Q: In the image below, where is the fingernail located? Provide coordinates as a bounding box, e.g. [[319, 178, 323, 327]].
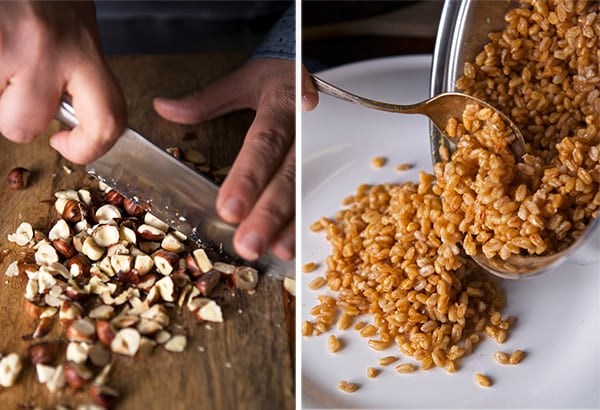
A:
[[220, 197, 246, 223], [238, 231, 265, 261], [273, 234, 295, 260]]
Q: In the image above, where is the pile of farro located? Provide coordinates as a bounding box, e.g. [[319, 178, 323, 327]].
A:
[[454, 0, 600, 259], [304, 0, 599, 390]]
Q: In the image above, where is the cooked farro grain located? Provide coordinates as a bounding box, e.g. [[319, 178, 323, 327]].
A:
[[328, 335, 342, 353], [308, 276, 326, 290], [367, 367, 378, 378], [475, 373, 492, 387], [395, 363, 416, 374], [338, 381, 359, 393], [395, 163, 413, 172], [353, 321, 367, 331], [303, 262, 318, 273], [371, 156, 387, 168], [493, 351, 509, 365], [337, 312, 352, 330], [359, 324, 377, 338], [509, 349, 524, 364], [378, 356, 399, 366], [302, 321, 313, 337], [309, 220, 324, 232], [367, 339, 390, 351]]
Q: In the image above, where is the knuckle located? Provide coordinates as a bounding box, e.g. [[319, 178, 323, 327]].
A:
[[254, 201, 292, 231], [232, 171, 263, 197], [248, 127, 291, 159]]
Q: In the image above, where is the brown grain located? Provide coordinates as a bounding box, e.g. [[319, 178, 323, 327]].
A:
[[328, 335, 342, 353], [371, 156, 386, 168], [395, 363, 416, 374], [367, 367, 378, 378], [509, 349, 524, 364], [475, 373, 492, 387], [493, 351, 509, 365], [308, 276, 326, 290], [302, 262, 318, 273], [395, 163, 413, 172], [338, 381, 359, 393], [377, 356, 398, 366]]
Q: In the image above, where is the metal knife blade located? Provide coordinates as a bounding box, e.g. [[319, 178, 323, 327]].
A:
[[55, 101, 294, 280]]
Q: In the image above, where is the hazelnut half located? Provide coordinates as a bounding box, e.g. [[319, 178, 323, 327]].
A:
[[89, 384, 119, 408]]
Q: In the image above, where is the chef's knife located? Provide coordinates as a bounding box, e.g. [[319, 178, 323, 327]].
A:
[[55, 101, 294, 280]]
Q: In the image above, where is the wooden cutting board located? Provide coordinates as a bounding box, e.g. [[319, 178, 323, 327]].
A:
[[0, 52, 295, 409]]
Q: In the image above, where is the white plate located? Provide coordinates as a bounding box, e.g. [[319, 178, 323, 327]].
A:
[[300, 55, 600, 409]]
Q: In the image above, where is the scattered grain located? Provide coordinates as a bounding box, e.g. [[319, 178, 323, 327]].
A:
[[338, 380, 359, 393], [509, 349, 524, 364], [475, 373, 492, 387], [395, 363, 416, 374], [371, 156, 386, 168], [378, 356, 399, 366], [493, 351, 509, 365], [328, 335, 342, 353], [367, 367, 378, 378], [395, 163, 413, 172], [308, 276, 326, 290], [303, 262, 318, 273]]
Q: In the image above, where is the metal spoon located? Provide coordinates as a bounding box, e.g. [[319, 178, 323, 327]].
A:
[[311, 74, 596, 279], [311, 74, 526, 160]]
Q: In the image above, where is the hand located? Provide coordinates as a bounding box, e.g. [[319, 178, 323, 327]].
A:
[[0, 1, 126, 164], [302, 65, 319, 112], [154, 58, 295, 261]]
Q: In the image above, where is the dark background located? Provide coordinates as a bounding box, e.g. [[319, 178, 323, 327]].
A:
[[95, 0, 290, 55], [302, 1, 443, 71]]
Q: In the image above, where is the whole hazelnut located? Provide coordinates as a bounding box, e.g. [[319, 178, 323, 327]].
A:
[[104, 190, 124, 207], [62, 199, 88, 224], [28, 341, 59, 365], [53, 239, 77, 259], [63, 361, 93, 390], [7, 167, 30, 190], [88, 384, 119, 408]]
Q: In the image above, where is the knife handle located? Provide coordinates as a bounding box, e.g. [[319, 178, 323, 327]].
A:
[[55, 100, 79, 129]]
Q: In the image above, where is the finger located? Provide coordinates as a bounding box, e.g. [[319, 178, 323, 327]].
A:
[[232, 142, 295, 260], [0, 75, 61, 143], [301, 65, 318, 112], [153, 68, 252, 125], [216, 103, 294, 225], [49, 61, 127, 164], [270, 218, 295, 260]]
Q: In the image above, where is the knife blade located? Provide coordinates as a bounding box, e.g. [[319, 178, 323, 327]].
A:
[[55, 101, 294, 280]]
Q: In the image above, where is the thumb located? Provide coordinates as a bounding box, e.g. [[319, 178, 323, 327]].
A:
[[301, 65, 318, 112], [153, 70, 253, 125]]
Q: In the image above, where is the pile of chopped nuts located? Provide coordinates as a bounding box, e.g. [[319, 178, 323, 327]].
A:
[[3, 183, 258, 408]]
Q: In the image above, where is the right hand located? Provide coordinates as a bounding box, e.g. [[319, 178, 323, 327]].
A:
[[0, 1, 126, 164]]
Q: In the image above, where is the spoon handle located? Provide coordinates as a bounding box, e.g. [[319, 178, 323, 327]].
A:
[[310, 74, 423, 114]]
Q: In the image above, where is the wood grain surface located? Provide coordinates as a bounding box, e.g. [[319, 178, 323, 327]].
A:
[[0, 52, 295, 410]]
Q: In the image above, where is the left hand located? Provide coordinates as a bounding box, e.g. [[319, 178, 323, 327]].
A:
[[153, 57, 295, 262]]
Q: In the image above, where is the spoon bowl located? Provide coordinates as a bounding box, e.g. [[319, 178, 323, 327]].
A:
[[311, 74, 600, 279], [311, 74, 526, 160]]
